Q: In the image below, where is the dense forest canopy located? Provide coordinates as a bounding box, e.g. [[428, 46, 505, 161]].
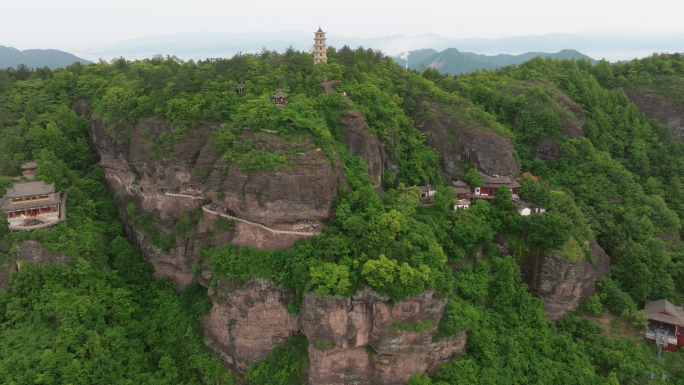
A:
[[0, 48, 683, 383]]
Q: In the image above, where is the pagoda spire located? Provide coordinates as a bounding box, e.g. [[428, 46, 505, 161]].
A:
[[313, 25, 327, 64]]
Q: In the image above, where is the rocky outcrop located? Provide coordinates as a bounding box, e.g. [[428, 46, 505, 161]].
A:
[[0, 240, 69, 290], [340, 110, 386, 188], [201, 279, 466, 384], [496, 234, 610, 321], [556, 95, 585, 139], [91, 117, 344, 241], [88, 115, 464, 382], [412, 104, 519, 180], [532, 139, 561, 161], [202, 278, 299, 373], [626, 88, 684, 139]]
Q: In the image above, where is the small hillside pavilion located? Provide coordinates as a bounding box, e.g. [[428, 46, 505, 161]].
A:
[[313, 27, 327, 64], [21, 162, 38, 180], [236, 83, 246, 95], [644, 299, 684, 352], [273, 90, 288, 106], [1, 180, 65, 231]]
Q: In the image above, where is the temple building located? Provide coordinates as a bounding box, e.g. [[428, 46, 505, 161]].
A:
[[236, 83, 246, 95], [418, 185, 436, 202], [472, 173, 521, 198], [1, 180, 66, 231], [273, 90, 288, 106], [313, 26, 327, 64], [644, 299, 684, 352], [21, 162, 38, 180]]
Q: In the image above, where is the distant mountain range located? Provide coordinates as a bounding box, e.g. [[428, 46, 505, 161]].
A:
[[67, 31, 684, 62], [391, 48, 597, 75], [0, 46, 90, 69]]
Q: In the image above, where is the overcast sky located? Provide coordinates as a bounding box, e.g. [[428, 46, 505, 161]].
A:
[[3, 0, 683, 50]]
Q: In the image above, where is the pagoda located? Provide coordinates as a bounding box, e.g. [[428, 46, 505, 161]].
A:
[[313, 26, 327, 64]]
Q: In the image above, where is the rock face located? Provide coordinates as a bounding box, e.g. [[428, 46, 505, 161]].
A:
[[0, 240, 69, 290], [340, 110, 386, 188], [497, 233, 610, 321], [626, 88, 684, 139], [201, 279, 466, 384], [412, 105, 519, 180], [88, 114, 464, 382], [556, 95, 586, 139]]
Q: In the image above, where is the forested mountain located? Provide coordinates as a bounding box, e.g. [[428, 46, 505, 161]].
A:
[[392, 48, 596, 75], [0, 45, 90, 69], [0, 48, 683, 384]]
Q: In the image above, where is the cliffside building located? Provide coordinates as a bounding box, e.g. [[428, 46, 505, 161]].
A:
[[1, 180, 66, 231], [313, 27, 327, 64], [273, 90, 288, 106], [644, 299, 684, 352], [516, 202, 546, 216], [473, 173, 521, 198]]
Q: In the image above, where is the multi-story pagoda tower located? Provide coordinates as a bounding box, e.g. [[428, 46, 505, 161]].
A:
[[313, 26, 327, 64]]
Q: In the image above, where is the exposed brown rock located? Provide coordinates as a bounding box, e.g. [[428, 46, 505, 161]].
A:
[[556, 95, 586, 139], [626, 88, 684, 139], [412, 105, 519, 180], [0, 240, 69, 290], [299, 289, 466, 384], [496, 233, 610, 321], [340, 110, 386, 188], [72, 100, 91, 117], [201, 278, 299, 373], [532, 139, 561, 161]]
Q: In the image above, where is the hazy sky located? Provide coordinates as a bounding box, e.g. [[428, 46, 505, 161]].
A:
[[3, 0, 683, 50]]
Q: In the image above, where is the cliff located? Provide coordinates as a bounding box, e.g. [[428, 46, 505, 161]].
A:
[[87, 113, 463, 383], [339, 110, 386, 188], [411, 103, 519, 180], [626, 88, 684, 140], [495, 233, 610, 321], [0, 240, 69, 290], [201, 276, 465, 384]]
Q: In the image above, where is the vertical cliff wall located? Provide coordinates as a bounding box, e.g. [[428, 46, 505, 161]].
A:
[[496, 233, 610, 321]]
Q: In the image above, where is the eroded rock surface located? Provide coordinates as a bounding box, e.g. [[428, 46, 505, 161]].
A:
[[204, 284, 466, 384], [556, 95, 586, 139], [340, 110, 387, 188], [626, 88, 684, 139], [412, 105, 519, 180], [497, 233, 610, 321], [0, 240, 69, 290]]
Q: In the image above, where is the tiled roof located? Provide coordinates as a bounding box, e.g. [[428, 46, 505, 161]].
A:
[[3, 195, 60, 211], [3, 181, 55, 198], [273, 90, 288, 98], [21, 162, 38, 169], [644, 299, 684, 327]]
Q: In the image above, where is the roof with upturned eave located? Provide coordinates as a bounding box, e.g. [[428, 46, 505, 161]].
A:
[[3, 181, 55, 198], [272, 90, 288, 98], [644, 299, 684, 327], [21, 162, 38, 169], [3, 195, 61, 211]]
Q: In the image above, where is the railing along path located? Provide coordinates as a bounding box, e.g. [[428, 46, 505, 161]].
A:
[[104, 171, 316, 237], [202, 206, 317, 237]]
